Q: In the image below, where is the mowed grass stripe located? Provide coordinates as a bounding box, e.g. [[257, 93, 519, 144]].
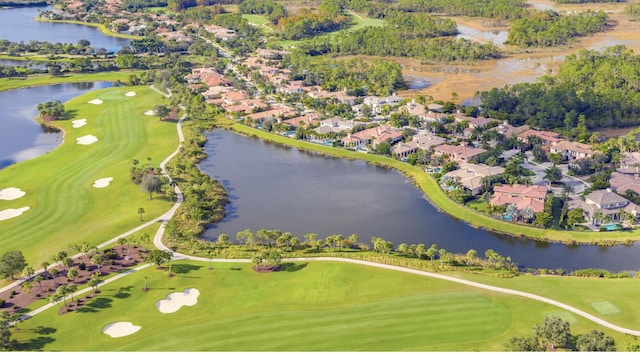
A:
[[0, 86, 175, 265]]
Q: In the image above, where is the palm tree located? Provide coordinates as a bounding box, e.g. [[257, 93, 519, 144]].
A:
[[49, 293, 63, 314], [593, 210, 605, 226], [91, 254, 105, 272], [543, 165, 563, 185], [561, 183, 575, 201], [137, 207, 145, 221], [33, 274, 44, 293]]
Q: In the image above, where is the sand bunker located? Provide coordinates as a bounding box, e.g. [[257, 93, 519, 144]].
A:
[[0, 187, 26, 201], [0, 207, 29, 222], [93, 177, 113, 188], [103, 322, 141, 338], [156, 288, 200, 314], [72, 118, 87, 128], [125, 91, 136, 97], [144, 110, 155, 116], [88, 99, 103, 105], [77, 135, 98, 145]]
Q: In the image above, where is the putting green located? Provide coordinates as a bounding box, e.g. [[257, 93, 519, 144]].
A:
[[590, 301, 621, 315], [12, 261, 626, 351], [0, 86, 177, 266]]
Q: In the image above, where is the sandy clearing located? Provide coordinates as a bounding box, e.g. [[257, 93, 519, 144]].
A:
[[125, 91, 136, 97], [88, 99, 103, 105], [156, 288, 200, 313], [144, 110, 155, 116], [77, 135, 98, 145], [72, 118, 87, 128], [93, 177, 113, 188], [0, 207, 30, 222], [0, 187, 26, 200], [103, 322, 141, 338]]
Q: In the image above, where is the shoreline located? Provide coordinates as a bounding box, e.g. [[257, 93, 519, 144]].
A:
[[226, 123, 640, 245], [33, 17, 142, 40]]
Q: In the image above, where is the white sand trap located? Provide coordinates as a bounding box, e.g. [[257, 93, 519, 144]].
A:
[[144, 110, 155, 116], [88, 99, 103, 105], [0, 207, 29, 222], [93, 177, 113, 188], [125, 91, 136, 97], [77, 135, 98, 145], [0, 187, 26, 200], [156, 288, 200, 314], [72, 118, 87, 128], [103, 322, 141, 338]]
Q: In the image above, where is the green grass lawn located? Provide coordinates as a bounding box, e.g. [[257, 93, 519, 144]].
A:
[[12, 260, 633, 351], [0, 86, 176, 266]]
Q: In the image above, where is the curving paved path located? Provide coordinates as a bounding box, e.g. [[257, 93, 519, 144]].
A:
[[9, 86, 640, 338]]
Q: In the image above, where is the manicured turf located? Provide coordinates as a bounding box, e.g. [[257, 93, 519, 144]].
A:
[[590, 301, 621, 315], [12, 261, 630, 351], [0, 86, 177, 266]]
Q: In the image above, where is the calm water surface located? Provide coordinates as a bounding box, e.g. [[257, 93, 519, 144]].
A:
[[0, 6, 129, 52], [0, 82, 112, 169], [199, 130, 640, 272]]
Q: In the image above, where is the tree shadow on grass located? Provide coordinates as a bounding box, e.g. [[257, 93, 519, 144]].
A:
[[60, 109, 79, 121], [171, 264, 202, 275], [76, 297, 113, 313], [114, 286, 133, 299], [13, 336, 55, 351], [33, 326, 56, 335], [278, 263, 308, 272]]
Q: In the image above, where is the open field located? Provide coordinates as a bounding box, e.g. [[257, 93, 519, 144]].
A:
[[11, 260, 634, 351], [443, 271, 640, 331], [0, 85, 176, 266]]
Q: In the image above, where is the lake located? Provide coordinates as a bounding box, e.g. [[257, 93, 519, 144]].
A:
[[198, 130, 640, 273], [0, 82, 113, 169], [0, 5, 129, 53]]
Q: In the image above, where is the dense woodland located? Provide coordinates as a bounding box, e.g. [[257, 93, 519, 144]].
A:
[[479, 45, 640, 131], [506, 10, 609, 47], [397, 0, 527, 19], [284, 54, 406, 96]]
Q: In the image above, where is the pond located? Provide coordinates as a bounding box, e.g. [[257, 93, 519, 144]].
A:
[[199, 130, 640, 273], [0, 5, 130, 53], [0, 82, 113, 169]]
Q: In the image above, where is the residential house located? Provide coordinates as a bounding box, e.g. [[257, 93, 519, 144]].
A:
[[433, 144, 486, 163], [426, 103, 444, 112], [490, 184, 548, 213], [201, 86, 232, 100], [283, 113, 322, 128], [221, 91, 248, 105], [617, 152, 640, 175], [341, 125, 403, 149], [412, 133, 446, 151], [492, 121, 530, 138], [391, 141, 419, 159], [517, 129, 563, 146], [278, 80, 305, 94], [442, 163, 505, 195], [256, 48, 289, 60], [568, 188, 640, 225], [548, 140, 593, 161], [609, 172, 640, 196]]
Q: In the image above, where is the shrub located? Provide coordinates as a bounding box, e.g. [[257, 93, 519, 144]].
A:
[[78, 262, 87, 271], [104, 251, 117, 260], [0, 298, 5, 307]]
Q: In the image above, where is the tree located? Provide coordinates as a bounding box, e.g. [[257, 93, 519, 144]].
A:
[[415, 243, 426, 259], [62, 257, 73, 271], [465, 249, 477, 264], [87, 273, 101, 297], [217, 233, 229, 246], [567, 208, 586, 227], [153, 105, 171, 120], [49, 293, 63, 314], [67, 268, 78, 283], [426, 244, 438, 261], [0, 251, 28, 280], [23, 265, 34, 280], [543, 165, 563, 185], [41, 261, 50, 274], [53, 251, 68, 264], [0, 311, 19, 351], [521, 206, 535, 223], [91, 254, 105, 271], [533, 316, 571, 350], [137, 207, 146, 221], [140, 174, 163, 199], [145, 250, 173, 268], [576, 330, 615, 351], [504, 334, 544, 352]]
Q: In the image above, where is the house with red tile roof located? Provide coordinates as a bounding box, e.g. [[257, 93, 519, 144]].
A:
[[549, 140, 594, 162], [433, 144, 486, 163], [283, 113, 322, 128], [490, 184, 548, 213], [341, 125, 403, 149], [412, 134, 446, 150], [517, 129, 563, 146], [222, 91, 248, 105]]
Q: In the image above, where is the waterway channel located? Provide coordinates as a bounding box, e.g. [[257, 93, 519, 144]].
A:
[[199, 129, 640, 273]]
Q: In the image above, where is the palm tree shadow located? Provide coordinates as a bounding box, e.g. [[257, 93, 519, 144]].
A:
[[278, 262, 308, 272], [76, 297, 112, 313], [171, 263, 203, 275], [13, 336, 55, 351], [60, 109, 79, 121]]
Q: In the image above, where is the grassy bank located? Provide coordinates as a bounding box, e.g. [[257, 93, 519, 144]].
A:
[[11, 260, 634, 351], [0, 85, 176, 266], [0, 71, 144, 92], [33, 17, 142, 40], [228, 124, 640, 244]]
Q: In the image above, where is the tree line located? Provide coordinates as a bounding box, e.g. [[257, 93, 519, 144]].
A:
[[297, 26, 502, 62], [506, 10, 609, 47], [397, 0, 527, 20], [478, 45, 640, 130], [238, 0, 287, 24]]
